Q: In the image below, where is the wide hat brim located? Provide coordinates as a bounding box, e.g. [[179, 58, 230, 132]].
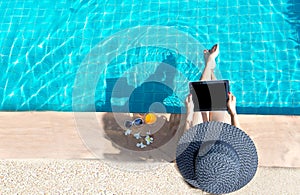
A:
[[176, 121, 258, 194]]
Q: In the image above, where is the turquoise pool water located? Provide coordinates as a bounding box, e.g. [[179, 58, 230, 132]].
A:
[[0, 0, 299, 114]]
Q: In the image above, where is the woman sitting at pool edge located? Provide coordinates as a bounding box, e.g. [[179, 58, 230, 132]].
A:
[[185, 44, 241, 130]]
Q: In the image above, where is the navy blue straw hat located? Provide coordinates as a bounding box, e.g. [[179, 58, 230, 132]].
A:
[[176, 121, 258, 194]]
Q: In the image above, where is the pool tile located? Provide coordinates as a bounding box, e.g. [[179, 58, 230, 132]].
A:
[[291, 71, 300, 81], [293, 107, 300, 115], [249, 6, 260, 15], [278, 81, 291, 91], [292, 92, 300, 103], [217, 7, 228, 16], [228, 16, 239, 24]]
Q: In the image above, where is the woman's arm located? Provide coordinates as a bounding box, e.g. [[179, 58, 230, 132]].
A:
[[227, 92, 241, 129], [230, 113, 241, 129], [185, 94, 194, 131]]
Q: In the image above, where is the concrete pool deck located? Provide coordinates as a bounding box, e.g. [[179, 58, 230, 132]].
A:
[[0, 112, 299, 167], [0, 160, 299, 194], [0, 112, 299, 194]]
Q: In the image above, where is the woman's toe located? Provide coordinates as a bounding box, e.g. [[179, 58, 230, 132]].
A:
[[209, 44, 219, 58], [203, 49, 210, 61], [208, 44, 216, 52]]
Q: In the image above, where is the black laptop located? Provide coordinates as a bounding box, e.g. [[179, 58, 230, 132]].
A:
[[189, 80, 230, 111]]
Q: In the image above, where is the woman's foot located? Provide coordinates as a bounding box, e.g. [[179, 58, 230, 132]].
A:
[[208, 44, 219, 59], [203, 49, 210, 63], [204, 44, 219, 69]]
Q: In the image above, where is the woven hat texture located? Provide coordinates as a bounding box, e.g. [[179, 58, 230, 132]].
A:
[[176, 121, 258, 194]]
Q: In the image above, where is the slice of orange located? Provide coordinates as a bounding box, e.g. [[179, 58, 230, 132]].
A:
[[144, 113, 157, 124]]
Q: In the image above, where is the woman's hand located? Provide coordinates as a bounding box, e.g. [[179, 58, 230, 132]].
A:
[[227, 92, 237, 116]]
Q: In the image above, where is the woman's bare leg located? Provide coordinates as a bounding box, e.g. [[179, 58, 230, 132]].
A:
[[198, 46, 219, 122], [211, 69, 217, 80], [185, 48, 214, 129], [200, 49, 216, 81], [185, 44, 231, 129], [207, 47, 231, 124]]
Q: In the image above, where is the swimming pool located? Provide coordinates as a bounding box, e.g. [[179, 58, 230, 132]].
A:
[[0, 0, 299, 114]]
